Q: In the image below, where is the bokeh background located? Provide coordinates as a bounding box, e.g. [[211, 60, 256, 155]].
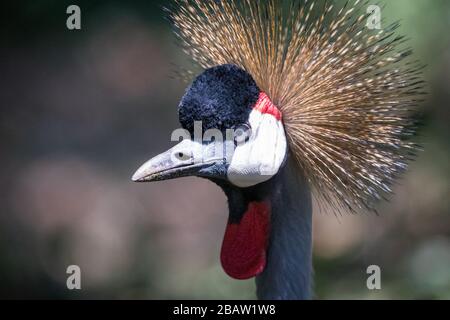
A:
[[1, 0, 449, 299]]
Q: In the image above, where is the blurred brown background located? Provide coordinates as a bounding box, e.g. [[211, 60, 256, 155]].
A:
[[1, 0, 449, 299]]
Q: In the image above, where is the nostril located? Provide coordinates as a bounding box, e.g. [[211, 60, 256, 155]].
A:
[[174, 151, 190, 161]]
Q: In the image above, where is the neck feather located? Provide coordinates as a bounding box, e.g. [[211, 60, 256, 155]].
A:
[[256, 157, 313, 299], [217, 156, 313, 300]]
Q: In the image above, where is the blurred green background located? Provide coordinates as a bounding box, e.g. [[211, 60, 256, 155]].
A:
[[1, 0, 449, 299]]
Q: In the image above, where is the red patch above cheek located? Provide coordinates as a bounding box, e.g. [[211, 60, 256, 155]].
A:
[[253, 92, 282, 121], [220, 201, 271, 280]]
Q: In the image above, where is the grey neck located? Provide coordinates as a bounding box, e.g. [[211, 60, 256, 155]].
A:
[[256, 158, 313, 300]]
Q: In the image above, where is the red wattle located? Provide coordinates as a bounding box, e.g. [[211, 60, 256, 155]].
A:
[[220, 201, 271, 280]]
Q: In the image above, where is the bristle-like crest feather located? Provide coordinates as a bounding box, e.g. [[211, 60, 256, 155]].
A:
[[168, 0, 424, 213]]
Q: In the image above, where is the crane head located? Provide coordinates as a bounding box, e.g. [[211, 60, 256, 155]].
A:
[[132, 64, 287, 189]]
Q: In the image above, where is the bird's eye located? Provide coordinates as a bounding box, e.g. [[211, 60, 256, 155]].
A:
[[232, 123, 252, 146]]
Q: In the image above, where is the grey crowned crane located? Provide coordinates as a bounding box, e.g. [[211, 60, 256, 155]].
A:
[[132, 0, 423, 300]]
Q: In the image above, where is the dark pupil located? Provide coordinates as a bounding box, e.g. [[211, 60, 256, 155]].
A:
[[234, 124, 251, 145]]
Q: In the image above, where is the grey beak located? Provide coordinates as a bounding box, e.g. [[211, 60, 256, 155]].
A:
[[132, 139, 227, 182]]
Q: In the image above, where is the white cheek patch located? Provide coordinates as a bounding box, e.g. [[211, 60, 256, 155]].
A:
[[227, 95, 287, 188]]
